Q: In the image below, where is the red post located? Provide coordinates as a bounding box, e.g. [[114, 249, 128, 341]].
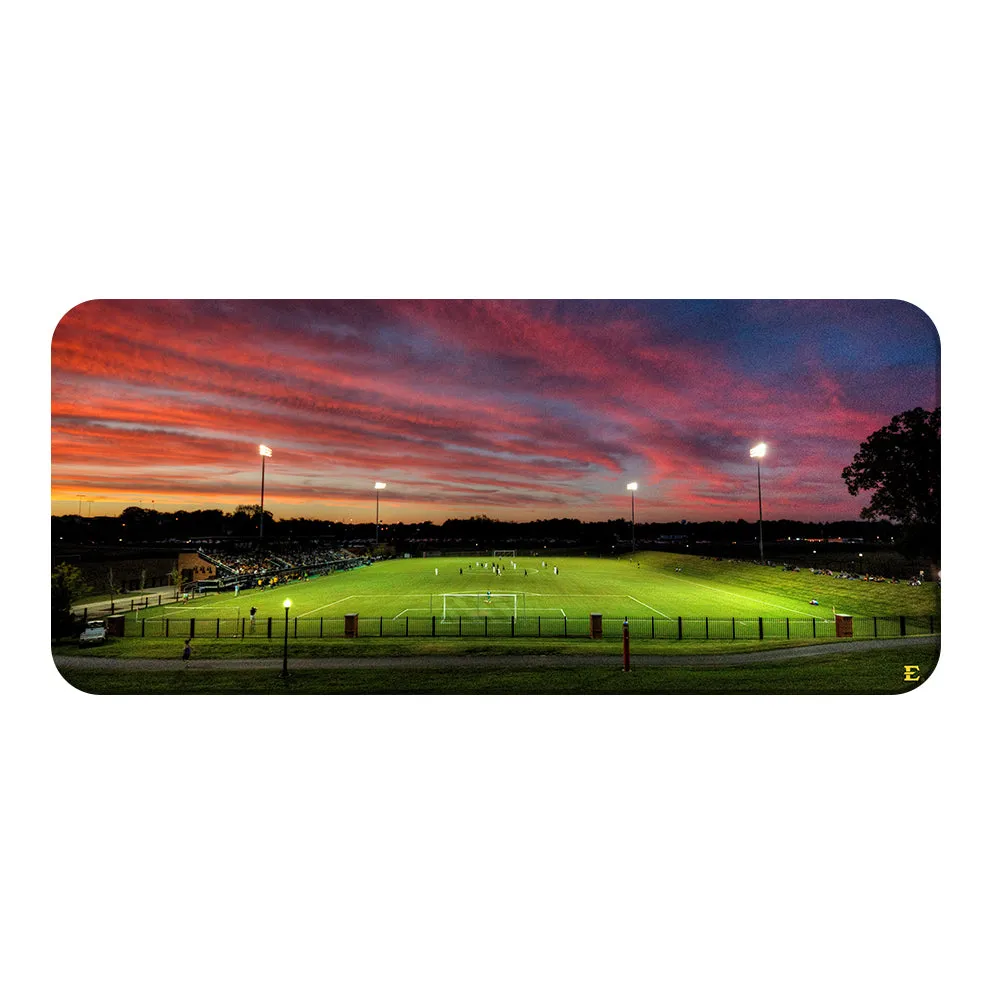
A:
[[622, 618, 631, 672]]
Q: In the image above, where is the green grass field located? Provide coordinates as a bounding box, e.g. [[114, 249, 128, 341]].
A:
[[102, 550, 938, 641], [54, 640, 939, 694]]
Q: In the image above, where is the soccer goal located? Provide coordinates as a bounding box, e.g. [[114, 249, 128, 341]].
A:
[[492, 549, 516, 558], [440, 592, 525, 619]]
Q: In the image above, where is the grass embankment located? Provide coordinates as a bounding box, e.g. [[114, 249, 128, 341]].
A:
[[51, 631, 931, 660], [54, 638, 939, 695]]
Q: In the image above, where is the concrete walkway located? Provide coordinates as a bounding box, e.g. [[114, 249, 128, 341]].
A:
[[53, 635, 939, 672], [72, 586, 179, 617]]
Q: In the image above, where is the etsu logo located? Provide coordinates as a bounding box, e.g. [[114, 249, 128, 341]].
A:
[[903, 665, 920, 682]]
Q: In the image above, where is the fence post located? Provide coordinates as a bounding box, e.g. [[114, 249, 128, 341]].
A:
[[678, 616, 683, 640], [900, 615, 906, 636], [538, 616, 541, 637], [267, 617, 272, 638], [111, 601, 115, 614], [705, 616, 709, 639], [511, 615, 515, 637], [141, 618, 145, 637], [158, 594, 162, 606], [130, 599, 134, 611], [732, 617, 736, 639], [758, 617, 764, 640], [190, 618, 195, 638], [651, 616, 655, 639], [873, 617, 878, 638], [813, 617, 816, 638], [216, 618, 220, 638], [380, 616, 383, 637], [786, 618, 790, 639], [432, 615, 436, 637], [405, 617, 409, 637], [564, 616, 567, 637], [294, 617, 298, 638], [165, 617, 169, 637], [320, 617, 323, 638]]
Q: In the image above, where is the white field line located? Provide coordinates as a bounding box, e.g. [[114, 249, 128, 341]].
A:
[[678, 577, 818, 617], [299, 595, 358, 617], [628, 596, 673, 619], [393, 608, 424, 620]]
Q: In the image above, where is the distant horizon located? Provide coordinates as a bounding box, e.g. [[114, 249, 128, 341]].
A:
[[52, 507, 896, 529], [51, 300, 939, 524]]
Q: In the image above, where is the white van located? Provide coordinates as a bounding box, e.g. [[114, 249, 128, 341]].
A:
[[79, 620, 108, 646]]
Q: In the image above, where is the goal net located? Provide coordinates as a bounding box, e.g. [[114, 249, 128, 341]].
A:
[[492, 549, 516, 558], [440, 592, 525, 619]]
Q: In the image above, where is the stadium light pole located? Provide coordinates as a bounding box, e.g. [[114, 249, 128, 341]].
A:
[[374, 482, 386, 546], [626, 482, 638, 555], [750, 443, 767, 564], [258, 444, 272, 541]]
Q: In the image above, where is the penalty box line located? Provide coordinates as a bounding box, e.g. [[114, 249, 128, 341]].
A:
[[628, 595, 674, 620]]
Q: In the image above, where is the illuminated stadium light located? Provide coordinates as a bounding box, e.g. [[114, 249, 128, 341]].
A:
[[626, 482, 638, 554], [374, 482, 387, 545], [258, 445, 272, 540], [750, 443, 767, 563]]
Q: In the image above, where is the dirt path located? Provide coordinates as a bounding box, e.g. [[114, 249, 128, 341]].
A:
[[53, 635, 939, 672]]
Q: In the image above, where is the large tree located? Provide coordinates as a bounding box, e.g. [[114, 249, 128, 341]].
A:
[[51, 562, 87, 639], [842, 406, 940, 534]]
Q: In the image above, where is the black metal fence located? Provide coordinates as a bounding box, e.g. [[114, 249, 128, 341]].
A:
[[120, 613, 938, 641]]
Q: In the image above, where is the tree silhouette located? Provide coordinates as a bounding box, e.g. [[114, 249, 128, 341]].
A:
[[842, 407, 939, 555], [51, 562, 86, 638]]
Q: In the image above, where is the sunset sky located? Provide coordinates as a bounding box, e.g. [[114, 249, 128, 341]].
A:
[[50, 299, 939, 525]]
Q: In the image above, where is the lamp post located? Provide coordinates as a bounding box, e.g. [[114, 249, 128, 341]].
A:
[[626, 482, 638, 555], [750, 443, 767, 564], [281, 598, 291, 677], [374, 481, 386, 546], [859, 552, 864, 578], [258, 444, 272, 540]]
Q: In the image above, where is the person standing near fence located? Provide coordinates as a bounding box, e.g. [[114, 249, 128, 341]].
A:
[[182, 638, 192, 661], [249, 605, 257, 631]]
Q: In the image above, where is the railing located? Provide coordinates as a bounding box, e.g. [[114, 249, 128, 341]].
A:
[[119, 614, 939, 641]]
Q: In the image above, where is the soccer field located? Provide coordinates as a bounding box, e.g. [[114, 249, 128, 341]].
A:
[[124, 551, 939, 640]]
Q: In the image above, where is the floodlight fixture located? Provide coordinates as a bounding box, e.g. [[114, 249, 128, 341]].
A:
[[283, 598, 291, 608], [374, 481, 387, 545], [750, 443, 767, 563], [626, 482, 638, 553], [257, 444, 272, 540]]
